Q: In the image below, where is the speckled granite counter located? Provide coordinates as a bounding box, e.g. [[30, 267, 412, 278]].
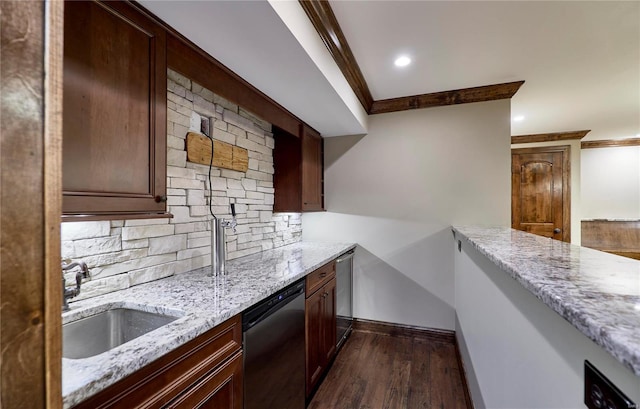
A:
[[62, 241, 355, 408], [453, 226, 640, 376]]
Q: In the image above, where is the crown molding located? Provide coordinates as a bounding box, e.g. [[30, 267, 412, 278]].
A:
[[581, 138, 640, 149], [300, 1, 525, 115], [299, 0, 374, 111], [370, 81, 525, 115], [511, 130, 590, 144]]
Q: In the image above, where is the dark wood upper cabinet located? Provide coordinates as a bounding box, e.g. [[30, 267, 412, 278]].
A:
[[301, 126, 324, 211], [274, 125, 324, 212], [63, 0, 167, 219]]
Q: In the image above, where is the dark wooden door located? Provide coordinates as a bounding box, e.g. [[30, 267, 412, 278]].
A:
[[321, 278, 337, 364], [305, 288, 324, 396], [63, 0, 167, 217], [512, 146, 570, 242], [165, 352, 243, 409], [301, 126, 324, 211]]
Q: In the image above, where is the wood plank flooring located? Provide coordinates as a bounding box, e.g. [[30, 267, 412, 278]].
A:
[[308, 324, 471, 409]]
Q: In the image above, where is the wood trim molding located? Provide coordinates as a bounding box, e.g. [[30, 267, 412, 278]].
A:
[[44, 1, 64, 407], [1, 1, 63, 407], [454, 338, 475, 409], [299, 0, 374, 111], [299, 1, 524, 115], [353, 318, 455, 344], [370, 81, 525, 115], [581, 138, 640, 149], [511, 130, 590, 144]]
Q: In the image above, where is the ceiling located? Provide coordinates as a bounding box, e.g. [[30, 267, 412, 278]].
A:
[[142, 1, 639, 141]]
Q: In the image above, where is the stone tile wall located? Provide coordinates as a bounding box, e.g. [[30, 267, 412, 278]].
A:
[[61, 69, 302, 302]]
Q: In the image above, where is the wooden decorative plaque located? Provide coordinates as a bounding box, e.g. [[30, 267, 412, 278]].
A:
[[186, 132, 248, 172]]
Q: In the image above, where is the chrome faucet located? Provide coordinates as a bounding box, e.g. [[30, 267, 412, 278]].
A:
[[211, 204, 237, 276], [62, 260, 90, 311]]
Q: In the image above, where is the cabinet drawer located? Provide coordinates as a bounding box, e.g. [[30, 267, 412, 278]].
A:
[[73, 315, 241, 409], [164, 351, 243, 409], [306, 261, 335, 297]]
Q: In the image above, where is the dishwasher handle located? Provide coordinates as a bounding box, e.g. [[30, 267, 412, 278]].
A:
[[243, 282, 304, 332]]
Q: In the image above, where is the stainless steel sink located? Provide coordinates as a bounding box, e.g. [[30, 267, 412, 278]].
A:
[[63, 308, 179, 359]]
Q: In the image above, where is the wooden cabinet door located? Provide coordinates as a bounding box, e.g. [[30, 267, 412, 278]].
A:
[[63, 0, 167, 217], [301, 126, 324, 211], [273, 127, 302, 212], [305, 288, 324, 396], [305, 276, 337, 397], [512, 146, 570, 242], [321, 278, 337, 364], [165, 352, 243, 409], [273, 125, 324, 212]]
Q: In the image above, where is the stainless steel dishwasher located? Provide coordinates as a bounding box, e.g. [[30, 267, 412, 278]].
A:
[[243, 279, 305, 409]]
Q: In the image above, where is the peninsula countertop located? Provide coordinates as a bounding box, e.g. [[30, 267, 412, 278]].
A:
[[452, 226, 640, 377], [62, 240, 355, 408]]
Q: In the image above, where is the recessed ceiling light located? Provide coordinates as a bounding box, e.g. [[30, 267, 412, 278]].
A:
[[394, 56, 411, 67], [513, 115, 525, 122]]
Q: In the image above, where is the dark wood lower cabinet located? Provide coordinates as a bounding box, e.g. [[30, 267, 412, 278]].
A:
[[306, 287, 325, 392], [305, 261, 337, 397], [321, 279, 337, 364], [164, 351, 242, 409], [72, 315, 241, 409]]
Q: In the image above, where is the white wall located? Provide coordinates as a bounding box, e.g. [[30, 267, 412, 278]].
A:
[[511, 140, 582, 245], [455, 237, 640, 408], [303, 100, 511, 330], [581, 146, 640, 220]]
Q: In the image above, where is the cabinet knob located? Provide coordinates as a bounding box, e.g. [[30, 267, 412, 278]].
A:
[[320, 272, 327, 278], [155, 195, 167, 203], [553, 228, 561, 234]]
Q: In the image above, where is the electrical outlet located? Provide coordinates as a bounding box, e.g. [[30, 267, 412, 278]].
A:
[[585, 361, 636, 409]]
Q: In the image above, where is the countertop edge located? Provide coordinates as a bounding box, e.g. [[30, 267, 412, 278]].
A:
[[452, 226, 640, 377]]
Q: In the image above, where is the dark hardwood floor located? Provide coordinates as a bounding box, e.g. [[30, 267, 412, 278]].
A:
[[308, 323, 471, 409]]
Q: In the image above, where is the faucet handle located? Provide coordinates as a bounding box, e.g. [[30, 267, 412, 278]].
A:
[[79, 261, 90, 278]]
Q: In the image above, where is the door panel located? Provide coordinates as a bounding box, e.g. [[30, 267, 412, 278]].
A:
[[512, 146, 570, 242], [305, 290, 323, 396], [301, 126, 323, 211], [520, 161, 554, 223], [63, 0, 167, 215], [165, 352, 242, 409], [322, 278, 337, 365]]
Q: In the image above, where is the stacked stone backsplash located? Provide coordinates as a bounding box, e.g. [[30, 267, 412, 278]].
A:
[[61, 69, 302, 302]]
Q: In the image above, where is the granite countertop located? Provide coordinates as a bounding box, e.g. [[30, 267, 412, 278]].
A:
[[453, 226, 640, 376], [62, 241, 355, 408]]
